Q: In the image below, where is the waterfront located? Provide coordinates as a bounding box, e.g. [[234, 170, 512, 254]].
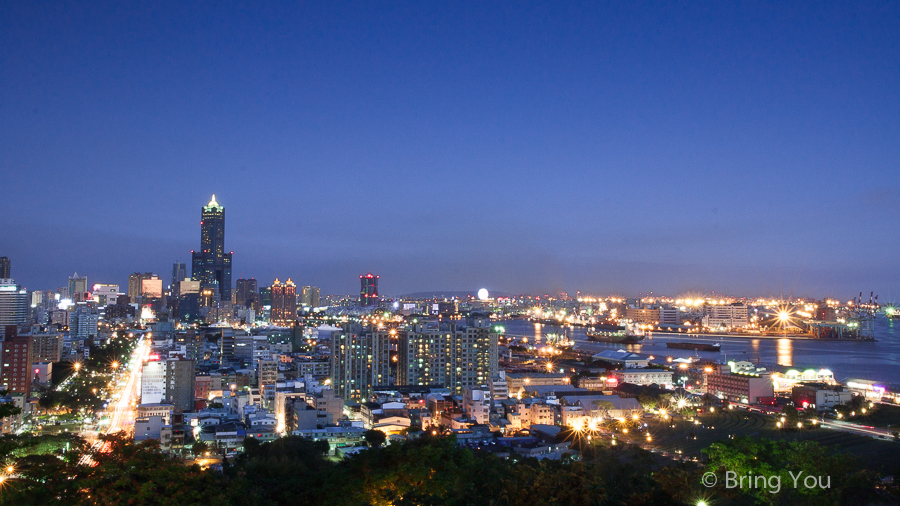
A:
[[501, 315, 900, 385]]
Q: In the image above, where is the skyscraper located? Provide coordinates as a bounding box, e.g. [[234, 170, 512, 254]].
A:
[[0, 279, 28, 328], [397, 313, 499, 394], [191, 195, 232, 303], [359, 273, 379, 306], [235, 278, 258, 309], [171, 262, 187, 293], [1, 326, 34, 395], [0, 257, 9, 279], [270, 278, 297, 325], [300, 286, 320, 307], [68, 273, 88, 302], [330, 324, 391, 401], [128, 272, 155, 300]]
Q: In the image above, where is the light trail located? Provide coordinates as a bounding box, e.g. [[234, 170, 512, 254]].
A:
[[79, 337, 150, 466]]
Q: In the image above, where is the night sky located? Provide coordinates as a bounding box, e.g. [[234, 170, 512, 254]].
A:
[[2, 2, 898, 299]]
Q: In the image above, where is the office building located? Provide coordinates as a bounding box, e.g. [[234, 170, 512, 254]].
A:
[[165, 359, 195, 412], [0, 279, 28, 327], [706, 364, 774, 403], [359, 273, 379, 306], [270, 278, 297, 325], [258, 359, 278, 389], [141, 358, 166, 404], [703, 303, 750, 329], [1, 326, 34, 394], [330, 324, 391, 401], [235, 278, 258, 309], [171, 262, 187, 294], [191, 195, 232, 303], [91, 284, 119, 306], [141, 275, 163, 299], [0, 257, 9, 279], [128, 273, 155, 300], [301, 286, 320, 307], [68, 273, 88, 302]]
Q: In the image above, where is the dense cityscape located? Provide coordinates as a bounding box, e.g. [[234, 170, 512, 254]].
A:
[[0, 195, 898, 505], [3, 2, 900, 505]]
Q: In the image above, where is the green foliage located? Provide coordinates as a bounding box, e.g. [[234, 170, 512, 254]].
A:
[[704, 436, 878, 505], [364, 429, 387, 448]]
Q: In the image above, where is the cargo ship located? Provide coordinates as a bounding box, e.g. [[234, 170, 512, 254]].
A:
[[586, 323, 645, 344], [666, 342, 721, 352]]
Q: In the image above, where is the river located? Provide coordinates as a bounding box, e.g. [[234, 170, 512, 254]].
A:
[[499, 315, 900, 386]]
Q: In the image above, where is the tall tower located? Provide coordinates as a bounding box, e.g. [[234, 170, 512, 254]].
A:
[[359, 273, 379, 306], [171, 262, 187, 293], [0, 257, 9, 279], [270, 278, 297, 325], [191, 195, 233, 303]]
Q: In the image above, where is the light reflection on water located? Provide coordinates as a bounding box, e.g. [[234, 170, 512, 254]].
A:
[[501, 315, 900, 384]]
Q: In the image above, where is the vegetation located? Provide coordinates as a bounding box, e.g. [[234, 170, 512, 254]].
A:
[[0, 431, 895, 505]]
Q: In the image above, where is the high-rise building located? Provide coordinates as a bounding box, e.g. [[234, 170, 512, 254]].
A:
[[128, 273, 155, 300], [0, 257, 9, 279], [191, 195, 233, 303], [69, 305, 99, 341], [330, 324, 391, 401], [141, 276, 163, 298], [270, 278, 297, 325], [235, 278, 258, 309], [1, 326, 34, 394], [301, 286, 320, 307], [91, 284, 119, 306], [0, 279, 28, 328], [397, 313, 499, 394], [359, 273, 379, 306], [68, 273, 88, 302], [30, 332, 63, 363], [141, 358, 166, 404], [171, 262, 187, 294], [165, 359, 195, 411]]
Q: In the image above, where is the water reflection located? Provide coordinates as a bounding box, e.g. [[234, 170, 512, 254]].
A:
[[776, 339, 792, 366]]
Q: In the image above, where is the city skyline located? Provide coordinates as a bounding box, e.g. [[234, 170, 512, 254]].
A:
[[2, 2, 899, 298]]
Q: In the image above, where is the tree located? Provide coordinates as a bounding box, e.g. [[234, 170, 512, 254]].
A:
[[364, 429, 387, 448], [0, 390, 21, 420]]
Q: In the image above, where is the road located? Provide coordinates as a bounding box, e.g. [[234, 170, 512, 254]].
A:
[[79, 337, 150, 465]]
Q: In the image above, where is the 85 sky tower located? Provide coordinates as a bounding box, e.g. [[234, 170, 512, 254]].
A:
[[191, 195, 232, 302]]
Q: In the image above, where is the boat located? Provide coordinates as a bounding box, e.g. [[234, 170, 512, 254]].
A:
[[586, 323, 645, 344], [885, 306, 900, 319], [666, 342, 721, 352]]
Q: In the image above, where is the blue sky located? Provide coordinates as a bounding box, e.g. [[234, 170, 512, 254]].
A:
[[1, 1, 898, 299]]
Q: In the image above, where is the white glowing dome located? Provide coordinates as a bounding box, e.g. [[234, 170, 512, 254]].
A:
[[477, 288, 489, 301]]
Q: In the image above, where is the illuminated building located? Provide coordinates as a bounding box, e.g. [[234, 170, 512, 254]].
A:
[[703, 302, 749, 329], [330, 324, 391, 401], [128, 272, 155, 300], [359, 273, 379, 306], [235, 278, 258, 309], [397, 314, 499, 395], [92, 284, 119, 306], [0, 257, 9, 278], [30, 332, 63, 363], [68, 273, 88, 302], [141, 358, 166, 404], [706, 363, 774, 403], [301, 285, 320, 307], [191, 195, 233, 303], [270, 278, 297, 325], [141, 276, 163, 298], [0, 279, 27, 327], [1, 326, 33, 394], [68, 305, 98, 341]]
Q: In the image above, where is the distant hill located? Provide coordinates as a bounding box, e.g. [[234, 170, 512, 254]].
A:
[[395, 290, 514, 299]]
